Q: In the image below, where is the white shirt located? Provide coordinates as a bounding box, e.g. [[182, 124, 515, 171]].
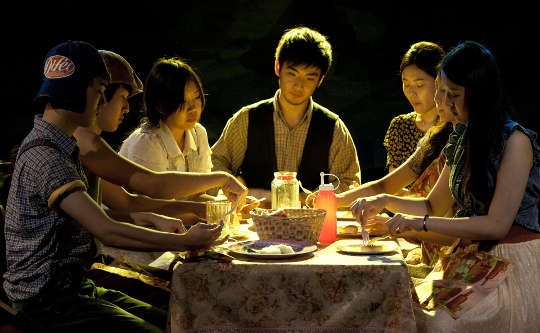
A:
[[119, 120, 213, 173]]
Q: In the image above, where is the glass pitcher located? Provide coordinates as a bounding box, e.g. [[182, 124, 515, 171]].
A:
[[271, 171, 300, 209]]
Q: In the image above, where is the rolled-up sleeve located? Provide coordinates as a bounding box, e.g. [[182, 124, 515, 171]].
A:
[[328, 119, 361, 193], [30, 147, 87, 209], [211, 109, 249, 176]]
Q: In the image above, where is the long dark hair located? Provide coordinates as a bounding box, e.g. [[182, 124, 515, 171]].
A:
[[416, 121, 454, 172], [441, 41, 511, 203]]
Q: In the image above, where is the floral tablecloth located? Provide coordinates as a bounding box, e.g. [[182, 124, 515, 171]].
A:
[[168, 239, 416, 332]]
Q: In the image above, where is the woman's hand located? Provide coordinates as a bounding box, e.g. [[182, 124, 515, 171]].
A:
[[384, 213, 422, 236], [364, 214, 390, 235], [130, 211, 186, 233], [350, 195, 387, 226]]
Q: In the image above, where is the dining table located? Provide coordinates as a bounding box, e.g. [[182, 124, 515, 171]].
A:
[[166, 219, 418, 332]]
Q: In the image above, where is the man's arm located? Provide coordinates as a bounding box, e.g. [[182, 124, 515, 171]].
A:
[[328, 119, 361, 193], [101, 179, 207, 220], [74, 127, 246, 201], [59, 190, 222, 251], [211, 109, 249, 176]]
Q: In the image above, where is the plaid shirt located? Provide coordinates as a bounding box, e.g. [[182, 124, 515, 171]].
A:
[[211, 90, 361, 193], [3, 116, 95, 302]]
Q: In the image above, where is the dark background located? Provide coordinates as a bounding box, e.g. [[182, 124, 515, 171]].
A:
[[2, 2, 538, 182]]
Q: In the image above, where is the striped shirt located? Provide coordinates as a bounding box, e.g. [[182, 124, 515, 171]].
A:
[[3, 116, 95, 302], [211, 90, 361, 192]]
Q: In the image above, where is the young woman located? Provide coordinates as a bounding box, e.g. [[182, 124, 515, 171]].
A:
[[120, 58, 212, 182], [352, 41, 540, 332], [307, 42, 450, 210], [384, 42, 445, 173]]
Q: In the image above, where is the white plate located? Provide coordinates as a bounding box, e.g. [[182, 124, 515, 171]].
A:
[[228, 239, 317, 259], [338, 242, 396, 255]]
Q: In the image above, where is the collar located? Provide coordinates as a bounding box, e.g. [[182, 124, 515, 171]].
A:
[[33, 115, 79, 157], [183, 126, 198, 153], [157, 120, 198, 157], [273, 90, 313, 127]]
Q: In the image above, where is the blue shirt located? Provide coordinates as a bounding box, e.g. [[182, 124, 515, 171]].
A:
[[3, 116, 96, 302], [444, 120, 540, 232]]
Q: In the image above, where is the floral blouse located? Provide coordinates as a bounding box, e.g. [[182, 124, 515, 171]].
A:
[[384, 112, 425, 169]]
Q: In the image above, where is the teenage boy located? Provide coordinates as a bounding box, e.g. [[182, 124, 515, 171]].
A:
[[3, 41, 237, 332], [211, 27, 361, 202], [77, 50, 207, 230]]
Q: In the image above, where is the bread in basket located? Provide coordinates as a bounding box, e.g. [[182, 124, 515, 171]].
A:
[[250, 208, 326, 244]]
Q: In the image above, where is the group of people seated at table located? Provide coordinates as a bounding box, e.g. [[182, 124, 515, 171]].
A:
[[1, 25, 538, 333]]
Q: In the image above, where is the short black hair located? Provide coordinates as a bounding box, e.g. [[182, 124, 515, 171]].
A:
[[143, 58, 205, 127], [275, 27, 332, 77], [104, 83, 132, 103], [34, 76, 102, 113]]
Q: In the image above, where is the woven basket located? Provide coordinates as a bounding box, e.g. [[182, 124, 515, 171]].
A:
[[250, 208, 326, 244]]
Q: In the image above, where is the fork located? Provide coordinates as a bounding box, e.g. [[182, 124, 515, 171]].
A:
[[360, 225, 370, 247]]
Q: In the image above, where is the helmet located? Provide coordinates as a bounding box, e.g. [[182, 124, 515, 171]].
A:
[[99, 50, 143, 98]]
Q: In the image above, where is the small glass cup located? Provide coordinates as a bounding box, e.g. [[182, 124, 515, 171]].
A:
[[206, 200, 232, 234]]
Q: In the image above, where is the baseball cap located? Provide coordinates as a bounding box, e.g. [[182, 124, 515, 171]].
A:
[[35, 40, 111, 111], [99, 50, 143, 98]]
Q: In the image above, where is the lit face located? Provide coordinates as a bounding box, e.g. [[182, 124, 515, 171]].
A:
[[401, 65, 436, 115], [275, 60, 323, 107], [165, 80, 203, 132], [80, 76, 107, 127], [97, 85, 130, 132], [434, 72, 468, 124]]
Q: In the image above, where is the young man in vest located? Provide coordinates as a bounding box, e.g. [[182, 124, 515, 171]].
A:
[[211, 26, 361, 203], [3, 40, 231, 332]]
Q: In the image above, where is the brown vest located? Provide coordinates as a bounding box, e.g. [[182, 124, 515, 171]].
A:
[[238, 98, 337, 191]]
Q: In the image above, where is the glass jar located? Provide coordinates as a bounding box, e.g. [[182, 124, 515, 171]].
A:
[[271, 171, 300, 209]]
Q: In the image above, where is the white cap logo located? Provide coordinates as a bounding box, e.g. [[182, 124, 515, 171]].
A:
[[44, 55, 75, 79]]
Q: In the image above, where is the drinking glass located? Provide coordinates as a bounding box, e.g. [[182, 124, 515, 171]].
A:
[[206, 200, 232, 234]]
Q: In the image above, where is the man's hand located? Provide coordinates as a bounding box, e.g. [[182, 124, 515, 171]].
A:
[[239, 196, 265, 218], [247, 188, 272, 209], [221, 174, 248, 209], [305, 190, 319, 208], [130, 211, 186, 233], [177, 212, 206, 226], [183, 222, 224, 249]]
